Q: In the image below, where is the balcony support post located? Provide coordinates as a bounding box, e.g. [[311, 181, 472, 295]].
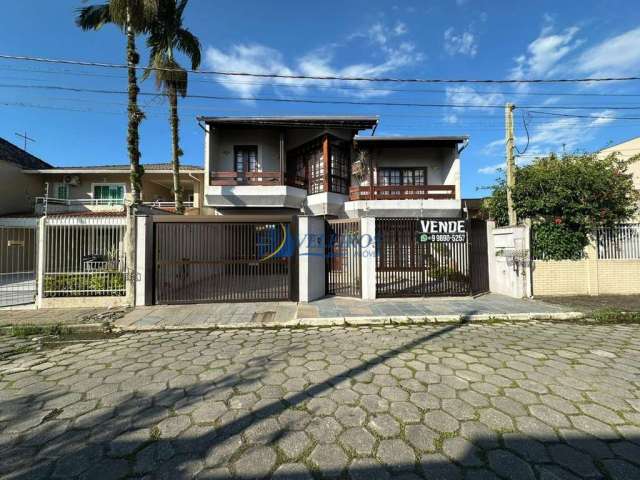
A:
[[322, 134, 330, 193], [279, 131, 285, 185]]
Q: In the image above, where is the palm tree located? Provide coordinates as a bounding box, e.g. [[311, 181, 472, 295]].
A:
[[76, 0, 157, 204], [144, 0, 201, 214], [76, 0, 157, 305]]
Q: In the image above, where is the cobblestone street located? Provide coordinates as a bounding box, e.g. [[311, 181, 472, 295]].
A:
[[1, 322, 640, 479]]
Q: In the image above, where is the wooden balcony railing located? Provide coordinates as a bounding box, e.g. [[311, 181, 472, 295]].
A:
[[349, 184, 456, 201], [210, 171, 283, 186]]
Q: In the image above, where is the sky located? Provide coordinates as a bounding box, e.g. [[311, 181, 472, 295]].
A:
[[1, 0, 640, 198]]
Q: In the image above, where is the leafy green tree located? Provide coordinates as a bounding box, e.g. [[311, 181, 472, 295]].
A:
[[483, 152, 639, 259], [143, 0, 201, 214]]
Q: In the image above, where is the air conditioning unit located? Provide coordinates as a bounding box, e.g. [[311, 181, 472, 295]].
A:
[[63, 175, 80, 186]]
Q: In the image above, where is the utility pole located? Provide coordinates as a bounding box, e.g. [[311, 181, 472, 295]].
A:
[[505, 103, 517, 226]]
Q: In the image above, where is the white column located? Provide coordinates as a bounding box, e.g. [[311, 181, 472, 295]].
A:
[[135, 215, 153, 306], [361, 216, 376, 300], [36, 216, 46, 308], [298, 216, 325, 302]]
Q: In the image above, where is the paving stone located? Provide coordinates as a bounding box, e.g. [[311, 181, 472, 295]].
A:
[[579, 403, 625, 425], [307, 416, 343, 443], [233, 446, 276, 479], [442, 437, 483, 466], [390, 401, 422, 424], [368, 413, 401, 438], [424, 410, 459, 433], [487, 449, 535, 480], [548, 443, 602, 478], [529, 404, 570, 429], [272, 463, 314, 480], [340, 427, 376, 456], [478, 408, 514, 432], [309, 444, 348, 478], [157, 415, 191, 438], [377, 439, 416, 472], [601, 459, 640, 480], [380, 386, 409, 402], [420, 453, 463, 480], [335, 406, 366, 428], [348, 457, 391, 480], [360, 394, 389, 413], [404, 424, 437, 452]]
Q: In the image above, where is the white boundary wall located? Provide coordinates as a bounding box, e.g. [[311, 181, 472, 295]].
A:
[[487, 221, 532, 298], [298, 216, 325, 302]]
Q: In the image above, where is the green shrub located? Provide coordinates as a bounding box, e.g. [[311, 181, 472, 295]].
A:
[[592, 308, 640, 323], [44, 272, 125, 297], [531, 223, 589, 261]]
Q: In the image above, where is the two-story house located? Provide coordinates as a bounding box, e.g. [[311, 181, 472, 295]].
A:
[[199, 116, 466, 219]]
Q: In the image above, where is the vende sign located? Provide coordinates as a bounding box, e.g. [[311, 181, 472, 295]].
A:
[[418, 219, 467, 243]]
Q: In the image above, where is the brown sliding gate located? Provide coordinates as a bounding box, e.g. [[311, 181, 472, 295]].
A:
[[154, 217, 294, 304], [376, 218, 473, 297], [325, 219, 361, 297]]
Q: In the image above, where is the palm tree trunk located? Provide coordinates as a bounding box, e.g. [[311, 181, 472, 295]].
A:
[[169, 84, 184, 214], [125, 2, 143, 306]]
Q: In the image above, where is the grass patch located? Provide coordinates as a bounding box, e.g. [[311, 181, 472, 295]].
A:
[[591, 308, 640, 324], [8, 323, 72, 338]]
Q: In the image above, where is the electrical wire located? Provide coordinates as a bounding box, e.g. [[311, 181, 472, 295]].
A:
[[2, 53, 640, 84]]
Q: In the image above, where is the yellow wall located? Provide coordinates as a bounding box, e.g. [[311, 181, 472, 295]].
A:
[[533, 259, 640, 296]]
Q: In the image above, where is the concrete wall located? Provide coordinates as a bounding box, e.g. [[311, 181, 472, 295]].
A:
[[298, 216, 325, 302], [361, 217, 376, 300], [487, 221, 532, 298], [0, 160, 44, 215], [135, 215, 153, 306]]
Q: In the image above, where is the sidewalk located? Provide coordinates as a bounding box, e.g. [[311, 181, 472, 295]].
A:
[[115, 294, 581, 330]]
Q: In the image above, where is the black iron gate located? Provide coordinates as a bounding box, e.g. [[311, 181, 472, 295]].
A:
[[154, 218, 294, 304], [470, 219, 490, 294], [325, 219, 361, 297], [376, 218, 471, 297]]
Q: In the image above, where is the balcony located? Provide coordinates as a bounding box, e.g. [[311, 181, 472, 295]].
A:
[[344, 184, 461, 219], [35, 197, 125, 215], [349, 184, 456, 201], [205, 171, 306, 209], [210, 171, 283, 186]]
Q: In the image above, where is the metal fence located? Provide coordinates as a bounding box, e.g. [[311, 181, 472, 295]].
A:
[[43, 216, 126, 297], [0, 225, 37, 307], [597, 223, 640, 259], [325, 219, 361, 298]]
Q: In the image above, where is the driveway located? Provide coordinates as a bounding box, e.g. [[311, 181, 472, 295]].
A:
[[1, 322, 639, 479]]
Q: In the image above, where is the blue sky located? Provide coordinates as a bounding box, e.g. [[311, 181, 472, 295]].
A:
[[1, 0, 640, 197]]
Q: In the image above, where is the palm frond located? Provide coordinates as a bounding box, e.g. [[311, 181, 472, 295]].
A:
[[75, 4, 112, 30], [175, 27, 201, 70]]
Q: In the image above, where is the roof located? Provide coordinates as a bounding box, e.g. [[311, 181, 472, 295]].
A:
[[24, 162, 203, 174], [0, 137, 52, 169], [354, 135, 469, 146], [198, 116, 379, 129]]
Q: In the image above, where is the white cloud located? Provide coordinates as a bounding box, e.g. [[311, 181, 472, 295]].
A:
[[478, 163, 504, 175], [443, 28, 478, 57], [205, 22, 423, 99], [590, 110, 616, 126], [446, 86, 504, 110], [510, 24, 582, 79], [577, 27, 640, 78]]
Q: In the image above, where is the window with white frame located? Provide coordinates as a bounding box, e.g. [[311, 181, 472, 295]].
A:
[[93, 184, 125, 204]]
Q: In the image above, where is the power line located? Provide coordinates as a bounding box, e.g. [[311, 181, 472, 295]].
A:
[[2, 53, 640, 84], [4, 65, 640, 98], [4, 82, 640, 111], [526, 110, 640, 120]]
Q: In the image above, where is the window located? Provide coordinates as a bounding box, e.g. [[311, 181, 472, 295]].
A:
[[309, 150, 324, 194], [379, 168, 427, 186], [234, 146, 260, 173], [330, 145, 350, 194], [54, 183, 69, 200], [93, 184, 125, 204]]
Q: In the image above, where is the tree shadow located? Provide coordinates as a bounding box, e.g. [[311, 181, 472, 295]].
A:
[[1, 322, 639, 479]]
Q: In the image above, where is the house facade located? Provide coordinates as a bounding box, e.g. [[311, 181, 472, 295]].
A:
[[598, 136, 640, 217], [200, 116, 466, 220]]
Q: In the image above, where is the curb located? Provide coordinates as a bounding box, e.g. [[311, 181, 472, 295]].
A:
[[117, 311, 585, 332]]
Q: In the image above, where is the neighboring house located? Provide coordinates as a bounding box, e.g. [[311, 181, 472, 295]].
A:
[[598, 136, 640, 217], [200, 116, 467, 219], [0, 137, 53, 215], [22, 163, 204, 215]]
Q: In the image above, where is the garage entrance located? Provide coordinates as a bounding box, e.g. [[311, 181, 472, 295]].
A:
[[153, 217, 295, 304], [376, 218, 488, 297], [325, 219, 361, 297], [0, 225, 37, 307]]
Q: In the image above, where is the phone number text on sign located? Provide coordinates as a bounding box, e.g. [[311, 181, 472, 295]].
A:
[[417, 219, 467, 243]]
